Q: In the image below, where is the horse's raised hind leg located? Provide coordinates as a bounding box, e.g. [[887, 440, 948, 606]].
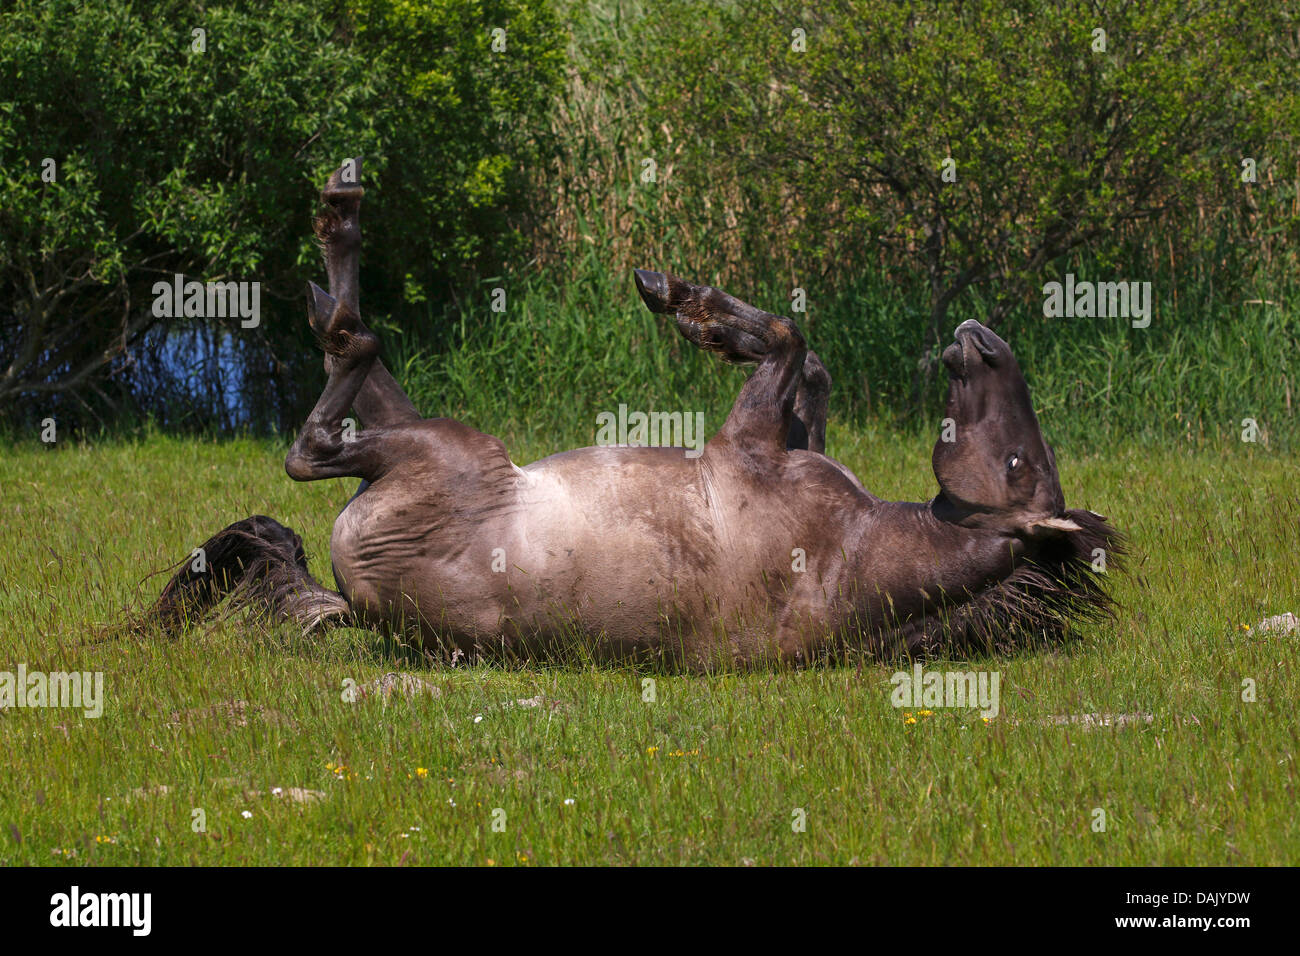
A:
[[634, 269, 828, 454], [285, 161, 392, 482], [633, 269, 809, 455], [145, 162, 404, 639], [306, 161, 420, 430]]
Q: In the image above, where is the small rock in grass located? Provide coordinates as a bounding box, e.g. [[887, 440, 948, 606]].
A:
[[486, 766, 530, 785], [353, 672, 442, 702], [243, 787, 327, 804], [126, 784, 172, 800], [1041, 712, 1154, 729], [167, 699, 293, 730], [471, 694, 563, 724], [275, 787, 327, 804], [1255, 612, 1298, 636]]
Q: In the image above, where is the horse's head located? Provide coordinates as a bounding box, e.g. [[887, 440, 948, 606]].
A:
[[931, 319, 1079, 539]]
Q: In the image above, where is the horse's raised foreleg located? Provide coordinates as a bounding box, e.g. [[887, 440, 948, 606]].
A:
[[634, 269, 830, 453], [313, 290, 418, 428], [634, 269, 827, 454]]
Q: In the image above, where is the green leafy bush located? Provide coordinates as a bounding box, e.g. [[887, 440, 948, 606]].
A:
[[0, 0, 565, 430]]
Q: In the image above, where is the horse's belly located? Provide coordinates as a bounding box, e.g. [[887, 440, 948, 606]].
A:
[[327, 446, 849, 664]]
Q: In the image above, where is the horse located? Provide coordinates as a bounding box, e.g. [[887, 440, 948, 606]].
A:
[[149, 161, 1121, 668]]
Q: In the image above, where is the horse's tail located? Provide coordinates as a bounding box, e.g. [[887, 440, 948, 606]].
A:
[[145, 515, 350, 636]]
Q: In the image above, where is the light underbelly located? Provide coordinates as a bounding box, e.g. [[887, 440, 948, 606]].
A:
[[326, 446, 842, 663]]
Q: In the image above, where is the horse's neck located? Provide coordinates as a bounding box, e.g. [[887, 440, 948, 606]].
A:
[[848, 499, 1023, 615]]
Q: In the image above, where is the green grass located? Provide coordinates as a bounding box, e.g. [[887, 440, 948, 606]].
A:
[[1, 431, 1296, 865]]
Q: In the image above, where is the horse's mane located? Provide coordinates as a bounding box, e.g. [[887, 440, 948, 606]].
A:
[[896, 508, 1126, 657]]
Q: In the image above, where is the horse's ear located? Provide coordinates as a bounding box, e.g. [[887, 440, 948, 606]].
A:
[[306, 281, 336, 335], [1028, 515, 1083, 535]]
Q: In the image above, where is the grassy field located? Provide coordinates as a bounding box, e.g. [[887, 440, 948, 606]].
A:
[[0, 430, 1296, 865]]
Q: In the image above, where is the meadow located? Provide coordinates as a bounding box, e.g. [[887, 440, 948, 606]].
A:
[[2, 0, 1297, 870], [1, 426, 1296, 865]]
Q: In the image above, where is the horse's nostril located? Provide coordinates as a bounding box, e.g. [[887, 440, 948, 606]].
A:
[[971, 331, 998, 362], [954, 321, 999, 365]]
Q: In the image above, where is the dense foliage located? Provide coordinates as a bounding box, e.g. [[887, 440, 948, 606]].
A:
[[0, 0, 564, 429], [1, 0, 1295, 447]]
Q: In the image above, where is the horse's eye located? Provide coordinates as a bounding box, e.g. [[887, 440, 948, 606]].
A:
[[1007, 455, 1021, 472]]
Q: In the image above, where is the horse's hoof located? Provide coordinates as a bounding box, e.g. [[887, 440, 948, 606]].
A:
[[322, 158, 364, 207], [634, 269, 673, 314], [305, 282, 335, 335]]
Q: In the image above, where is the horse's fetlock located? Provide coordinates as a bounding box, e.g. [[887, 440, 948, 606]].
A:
[[351, 327, 380, 361]]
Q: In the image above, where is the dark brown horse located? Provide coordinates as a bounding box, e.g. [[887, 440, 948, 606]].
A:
[[150, 162, 1121, 667]]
